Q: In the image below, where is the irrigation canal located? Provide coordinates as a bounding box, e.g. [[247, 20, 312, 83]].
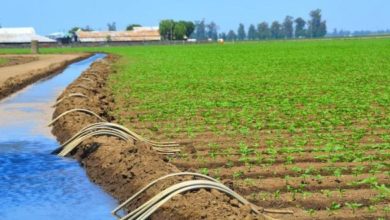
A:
[[0, 54, 116, 220]]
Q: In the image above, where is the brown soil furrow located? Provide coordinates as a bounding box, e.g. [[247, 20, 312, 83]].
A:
[[148, 128, 390, 138], [172, 150, 388, 169], [206, 162, 385, 179], [192, 141, 389, 152], [247, 188, 387, 210], [270, 203, 389, 220], [193, 145, 389, 157], [232, 173, 389, 194], [132, 121, 386, 135]]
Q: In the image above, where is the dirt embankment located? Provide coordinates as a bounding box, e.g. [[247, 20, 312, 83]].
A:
[[0, 55, 38, 68], [50, 55, 273, 220], [0, 54, 90, 100]]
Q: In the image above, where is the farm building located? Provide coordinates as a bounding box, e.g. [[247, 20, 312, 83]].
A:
[[75, 27, 161, 43], [0, 27, 55, 43]]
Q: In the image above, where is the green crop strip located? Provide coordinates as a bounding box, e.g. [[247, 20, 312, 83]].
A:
[[0, 58, 9, 66]]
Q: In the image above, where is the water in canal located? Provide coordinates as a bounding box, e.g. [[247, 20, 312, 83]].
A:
[[0, 54, 117, 220]]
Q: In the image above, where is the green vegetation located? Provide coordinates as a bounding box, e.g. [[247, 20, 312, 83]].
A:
[[1, 37, 389, 217], [159, 20, 195, 40], [0, 58, 9, 66], [106, 39, 389, 139], [103, 38, 389, 216]]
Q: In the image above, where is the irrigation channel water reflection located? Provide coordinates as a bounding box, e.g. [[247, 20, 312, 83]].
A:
[[0, 54, 117, 220]]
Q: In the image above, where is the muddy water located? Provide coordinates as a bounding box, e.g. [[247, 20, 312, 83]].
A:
[[0, 54, 116, 220]]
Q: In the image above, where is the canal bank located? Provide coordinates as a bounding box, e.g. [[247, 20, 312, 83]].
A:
[[0, 54, 116, 220]]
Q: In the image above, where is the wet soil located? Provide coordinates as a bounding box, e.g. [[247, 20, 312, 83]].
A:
[[50, 55, 274, 219]]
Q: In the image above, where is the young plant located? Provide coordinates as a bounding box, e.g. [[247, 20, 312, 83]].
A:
[[345, 202, 362, 214]]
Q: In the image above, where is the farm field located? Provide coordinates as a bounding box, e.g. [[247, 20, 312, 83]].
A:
[[106, 39, 390, 219], [1, 38, 389, 218]]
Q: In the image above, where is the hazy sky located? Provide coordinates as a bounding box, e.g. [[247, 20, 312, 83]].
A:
[[0, 0, 389, 34]]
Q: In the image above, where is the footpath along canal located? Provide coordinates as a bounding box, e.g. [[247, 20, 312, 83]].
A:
[[0, 54, 116, 220]]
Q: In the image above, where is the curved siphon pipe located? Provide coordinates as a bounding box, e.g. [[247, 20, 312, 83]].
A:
[[71, 84, 94, 91], [84, 72, 100, 78], [48, 108, 106, 126], [54, 122, 181, 156], [58, 130, 130, 156], [52, 93, 89, 107], [112, 172, 218, 218], [80, 77, 94, 82], [120, 180, 266, 220]]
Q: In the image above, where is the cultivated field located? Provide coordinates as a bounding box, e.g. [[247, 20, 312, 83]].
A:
[[1, 38, 389, 218], [107, 39, 390, 219]]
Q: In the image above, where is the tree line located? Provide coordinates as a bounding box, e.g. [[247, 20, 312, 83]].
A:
[[159, 9, 327, 41], [223, 9, 327, 41], [329, 28, 390, 37]]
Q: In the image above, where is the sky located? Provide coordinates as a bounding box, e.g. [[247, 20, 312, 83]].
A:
[[0, 0, 389, 35]]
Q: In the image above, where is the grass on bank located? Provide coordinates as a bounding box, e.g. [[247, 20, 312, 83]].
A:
[[0, 58, 9, 66]]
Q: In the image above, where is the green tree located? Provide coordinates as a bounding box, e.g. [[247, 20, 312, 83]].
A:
[[237, 23, 246, 40], [159, 19, 175, 40], [69, 27, 81, 35], [319, 20, 327, 37], [70, 26, 93, 32], [126, 24, 141, 31], [107, 22, 116, 31], [219, 32, 227, 40], [247, 24, 257, 40], [282, 16, 294, 38], [227, 30, 237, 41], [271, 21, 282, 39], [308, 9, 327, 38], [257, 22, 271, 39], [294, 17, 306, 38], [207, 22, 218, 40], [83, 25, 93, 31], [194, 20, 207, 40], [182, 21, 195, 38], [173, 22, 187, 40]]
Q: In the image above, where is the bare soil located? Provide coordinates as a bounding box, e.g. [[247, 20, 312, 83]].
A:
[[0, 54, 90, 100], [50, 55, 274, 220]]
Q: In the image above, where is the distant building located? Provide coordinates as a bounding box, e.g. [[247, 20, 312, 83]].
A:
[[47, 32, 73, 44], [47, 32, 67, 40], [0, 27, 55, 43], [75, 27, 161, 43]]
